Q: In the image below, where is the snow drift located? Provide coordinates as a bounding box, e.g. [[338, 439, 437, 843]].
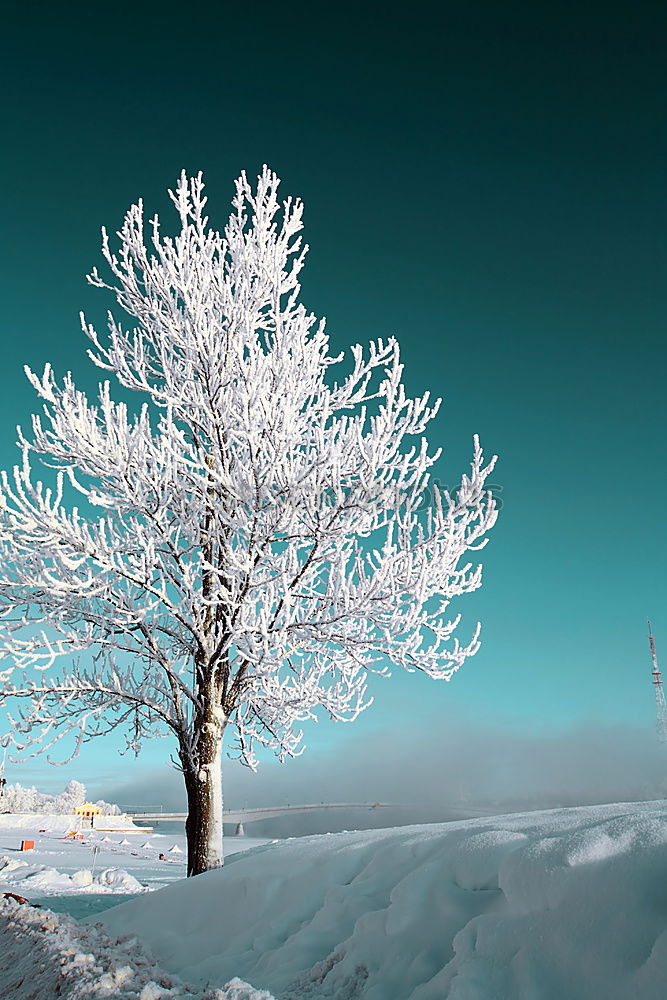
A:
[[98, 801, 667, 1000], [0, 896, 274, 999], [0, 855, 144, 894]]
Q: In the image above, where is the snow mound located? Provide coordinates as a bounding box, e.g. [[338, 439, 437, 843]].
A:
[[0, 854, 145, 896], [0, 857, 29, 875], [95, 868, 144, 892], [98, 801, 667, 1000], [0, 896, 274, 999], [16, 867, 70, 891], [70, 869, 94, 888]]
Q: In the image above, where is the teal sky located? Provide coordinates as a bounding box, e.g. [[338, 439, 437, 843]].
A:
[[1, 1, 666, 804]]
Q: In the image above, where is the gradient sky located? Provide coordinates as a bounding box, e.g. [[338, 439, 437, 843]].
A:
[[1, 0, 666, 807]]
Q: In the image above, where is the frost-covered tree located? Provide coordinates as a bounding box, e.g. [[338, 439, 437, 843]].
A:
[[58, 778, 86, 812], [1, 779, 119, 815], [0, 168, 498, 875], [1, 783, 43, 813]]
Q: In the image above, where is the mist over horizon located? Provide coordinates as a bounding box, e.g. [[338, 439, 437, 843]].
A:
[[85, 719, 667, 837]]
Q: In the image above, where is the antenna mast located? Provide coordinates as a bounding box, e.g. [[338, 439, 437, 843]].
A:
[[647, 620, 667, 743]]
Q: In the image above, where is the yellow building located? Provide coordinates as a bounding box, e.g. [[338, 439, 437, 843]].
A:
[[74, 801, 103, 826]]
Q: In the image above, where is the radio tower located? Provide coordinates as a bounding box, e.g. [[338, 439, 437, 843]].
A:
[[647, 620, 667, 743]]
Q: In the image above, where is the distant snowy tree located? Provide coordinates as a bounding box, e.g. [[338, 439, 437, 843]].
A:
[[1, 779, 118, 814], [95, 799, 120, 816], [57, 778, 86, 812], [0, 168, 498, 875], [2, 783, 43, 812]]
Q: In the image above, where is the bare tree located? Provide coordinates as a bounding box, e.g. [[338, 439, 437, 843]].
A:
[[0, 168, 498, 875]]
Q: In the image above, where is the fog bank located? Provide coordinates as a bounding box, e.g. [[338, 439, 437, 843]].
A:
[[99, 720, 667, 835]]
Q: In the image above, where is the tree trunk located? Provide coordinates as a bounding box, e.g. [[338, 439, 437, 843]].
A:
[[182, 718, 225, 877]]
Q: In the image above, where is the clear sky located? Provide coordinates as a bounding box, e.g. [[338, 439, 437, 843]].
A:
[[1, 0, 666, 809]]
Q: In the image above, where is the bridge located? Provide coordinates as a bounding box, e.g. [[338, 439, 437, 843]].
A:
[[128, 802, 389, 834]]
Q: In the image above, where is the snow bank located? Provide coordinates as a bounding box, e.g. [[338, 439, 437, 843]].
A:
[[98, 801, 667, 1000], [0, 896, 274, 999], [0, 855, 145, 895], [0, 812, 144, 831]]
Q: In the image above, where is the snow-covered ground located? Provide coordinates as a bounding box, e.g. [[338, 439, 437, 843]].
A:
[[3, 801, 667, 998], [0, 813, 269, 910], [0, 896, 274, 999], [97, 801, 667, 1000], [0, 814, 275, 998]]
